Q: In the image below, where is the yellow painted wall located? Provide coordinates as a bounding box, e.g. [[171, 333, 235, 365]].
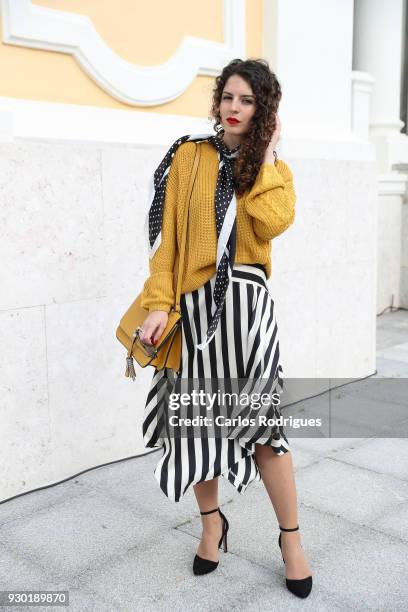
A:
[[0, 0, 264, 116]]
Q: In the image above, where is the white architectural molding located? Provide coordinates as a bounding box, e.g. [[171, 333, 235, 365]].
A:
[[370, 119, 405, 136], [0, 96, 377, 162], [0, 96, 214, 146], [377, 172, 408, 197], [0, 0, 245, 105]]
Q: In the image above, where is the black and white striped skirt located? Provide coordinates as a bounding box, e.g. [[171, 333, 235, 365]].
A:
[[142, 263, 290, 502]]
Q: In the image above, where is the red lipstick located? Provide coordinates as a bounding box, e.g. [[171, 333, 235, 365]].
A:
[[227, 117, 240, 125]]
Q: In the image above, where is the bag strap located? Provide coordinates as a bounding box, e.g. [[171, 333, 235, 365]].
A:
[[173, 142, 201, 313]]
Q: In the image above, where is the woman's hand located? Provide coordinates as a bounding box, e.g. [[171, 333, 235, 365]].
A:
[[263, 113, 281, 164], [139, 310, 169, 346]]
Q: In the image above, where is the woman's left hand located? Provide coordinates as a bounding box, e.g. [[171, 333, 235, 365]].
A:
[[263, 113, 281, 164]]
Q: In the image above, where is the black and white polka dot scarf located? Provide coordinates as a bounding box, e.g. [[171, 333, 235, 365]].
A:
[[143, 131, 240, 351]]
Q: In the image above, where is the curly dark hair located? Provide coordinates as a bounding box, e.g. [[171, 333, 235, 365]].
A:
[[209, 58, 282, 197]]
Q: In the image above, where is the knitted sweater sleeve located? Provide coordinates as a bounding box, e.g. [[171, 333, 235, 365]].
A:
[[140, 149, 179, 313], [244, 159, 296, 241]]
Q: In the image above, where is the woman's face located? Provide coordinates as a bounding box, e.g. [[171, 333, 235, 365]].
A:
[[218, 74, 256, 139]]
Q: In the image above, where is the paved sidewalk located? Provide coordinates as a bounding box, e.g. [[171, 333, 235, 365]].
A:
[[1, 310, 408, 611]]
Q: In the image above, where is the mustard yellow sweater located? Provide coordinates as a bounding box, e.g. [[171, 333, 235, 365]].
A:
[[141, 140, 296, 313]]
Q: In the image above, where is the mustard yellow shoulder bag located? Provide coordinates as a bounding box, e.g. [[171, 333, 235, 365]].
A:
[[115, 142, 201, 380]]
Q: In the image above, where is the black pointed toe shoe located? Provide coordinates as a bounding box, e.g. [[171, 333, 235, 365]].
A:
[[193, 506, 229, 575], [278, 524, 313, 598]]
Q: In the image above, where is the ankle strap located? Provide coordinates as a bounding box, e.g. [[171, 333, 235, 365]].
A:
[[200, 507, 219, 515], [279, 524, 299, 531]]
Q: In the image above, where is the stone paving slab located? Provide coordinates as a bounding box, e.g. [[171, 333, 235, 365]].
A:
[[292, 457, 408, 524], [0, 489, 162, 582], [329, 437, 408, 481]]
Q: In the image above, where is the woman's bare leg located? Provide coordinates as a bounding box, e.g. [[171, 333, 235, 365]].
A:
[[193, 478, 224, 562], [254, 444, 312, 580]]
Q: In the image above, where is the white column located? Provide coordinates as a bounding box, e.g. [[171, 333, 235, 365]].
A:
[[354, 0, 408, 308], [353, 0, 405, 139], [353, 0, 408, 172], [263, 0, 355, 141]]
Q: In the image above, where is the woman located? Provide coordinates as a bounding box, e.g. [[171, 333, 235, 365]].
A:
[[139, 58, 312, 598]]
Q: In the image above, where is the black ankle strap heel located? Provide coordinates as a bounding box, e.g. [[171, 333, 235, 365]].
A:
[[193, 507, 230, 575], [279, 524, 299, 531], [278, 524, 313, 598]]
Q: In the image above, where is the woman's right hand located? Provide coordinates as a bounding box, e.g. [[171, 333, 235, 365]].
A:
[[139, 310, 169, 346]]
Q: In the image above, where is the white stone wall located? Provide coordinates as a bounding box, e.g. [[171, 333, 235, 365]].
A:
[[0, 139, 377, 500], [275, 158, 378, 381], [0, 140, 156, 501]]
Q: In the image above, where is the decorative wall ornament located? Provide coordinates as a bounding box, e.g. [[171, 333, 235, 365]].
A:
[[1, 0, 246, 105]]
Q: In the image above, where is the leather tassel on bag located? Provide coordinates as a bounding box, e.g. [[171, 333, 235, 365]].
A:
[[125, 355, 136, 380]]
